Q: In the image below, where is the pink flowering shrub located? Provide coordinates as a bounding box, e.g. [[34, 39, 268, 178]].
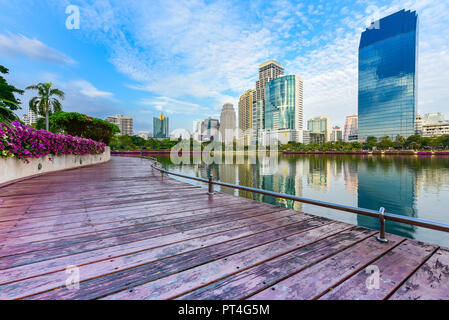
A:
[[0, 121, 105, 160]]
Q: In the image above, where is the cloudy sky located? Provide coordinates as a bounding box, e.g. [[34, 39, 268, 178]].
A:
[[0, 0, 448, 134]]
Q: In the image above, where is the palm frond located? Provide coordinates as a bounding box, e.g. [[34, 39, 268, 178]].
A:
[[49, 88, 65, 100], [51, 99, 62, 112]]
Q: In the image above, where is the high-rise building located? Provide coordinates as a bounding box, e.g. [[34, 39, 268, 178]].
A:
[[263, 74, 304, 144], [105, 114, 134, 136], [219, 103, 236, 143], [358, 9, 418, 141], [254, 60, 284, 142], [344, 114, 358, 142], [193, 120, 203, 142], [200, 117, 220, 142], [330, 126, 343, 142], [23, 108, 42, 126], [153, 113, 169, 139], [238, 89, 255, 144], [307, 116, 330, 142]]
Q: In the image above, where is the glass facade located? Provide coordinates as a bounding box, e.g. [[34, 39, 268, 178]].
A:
[[264, 75, 298, 131], [153, 113, 169, 138], [358, 9, 418, 140]]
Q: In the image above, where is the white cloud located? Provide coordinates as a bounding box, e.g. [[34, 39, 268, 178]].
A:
[[72, 80, 114, 98], [139, 96, 205, 115], [50, 0, 449, 127], [0, 33, 76, 65]]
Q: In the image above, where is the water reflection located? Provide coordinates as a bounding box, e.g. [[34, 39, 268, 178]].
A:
[[159, 154, 449, 247], [357, 157, 416, 239]]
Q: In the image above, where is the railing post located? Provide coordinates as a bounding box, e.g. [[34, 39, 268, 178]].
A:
[[208, 174, 214, 195], [376, 207, 388, 243]]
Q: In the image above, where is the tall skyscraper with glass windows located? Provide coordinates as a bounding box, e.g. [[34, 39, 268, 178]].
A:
[[358, 9, 418, 141], [153, 112, 169, 138], [263, 75, 303, 144], [254, 60, 284, 143]]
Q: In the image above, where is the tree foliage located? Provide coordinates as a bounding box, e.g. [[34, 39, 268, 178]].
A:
[[26, 82, 65, 131], [0, 65, 24, 122], [49, 111, 120, 144]]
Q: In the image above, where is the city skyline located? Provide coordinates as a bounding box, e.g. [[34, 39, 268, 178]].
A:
[[1, 1, 448, 134]]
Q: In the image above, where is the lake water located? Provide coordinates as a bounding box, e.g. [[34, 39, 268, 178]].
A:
[[156, 154, 449, 247]]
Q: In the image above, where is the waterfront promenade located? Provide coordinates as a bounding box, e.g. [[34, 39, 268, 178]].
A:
[[0, 156, 447, 300]]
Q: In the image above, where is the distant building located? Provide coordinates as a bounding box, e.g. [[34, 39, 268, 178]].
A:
[[421, 113, 449, 137], [105, 114, 134, 136], [22, 114, 29, 125], [153, 113, 169, 139], [310, 132, 326, 145], [344, 114, 358, 142], [302, 130, 310, 145], [254, 60, 285, 143], [193, 120, 203, 142], [138, 131, 150, 140], [331, 126, 343, 142], [358, 10, 418, 140], [264, 74, 304, 144], [307, 116, 330, 142], [200, 117, 220, 142], [219, 103, 236, 142], [415, 111, 423, 135], [238, 89, 255, 145]]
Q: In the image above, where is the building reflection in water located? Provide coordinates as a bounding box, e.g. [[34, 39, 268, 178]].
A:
[[161, 154, 449, 246], [357, 157, 416, 239]]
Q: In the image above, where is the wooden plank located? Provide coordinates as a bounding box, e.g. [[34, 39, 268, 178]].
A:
[[319, 240, 437, 300], [0, 214, 315, 299], [23, 217, 331, 299], [0, 205, 295, 267], [176, 227, 375, 300], [0, 198, 264, 236], [0, 209, 295, 284], [248, 234, 403, 300], [389, 247, 449, 300], [0, 199, 274, 245], [102, 221, 352, 300]]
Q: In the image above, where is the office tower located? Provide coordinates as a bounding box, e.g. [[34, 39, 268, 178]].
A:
[[307, 116, 330, 142], [152, 112, 169, 138], [263, 75, 304, 144], [201, 117, 220, 142], [238, 89, 255, 144], [343, 114, 358, 142], [219, 103, 236, 142], [358, 9, 418, 140], [105, 114, 134, 136], [254, 60, 284, 142], [330, 126, 343, 142]]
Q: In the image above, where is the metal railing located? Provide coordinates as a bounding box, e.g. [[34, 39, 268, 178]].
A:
[[147, 156, 449, 243]]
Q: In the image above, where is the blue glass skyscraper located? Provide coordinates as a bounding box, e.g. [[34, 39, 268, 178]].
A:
[[358, 9, 418, 140]]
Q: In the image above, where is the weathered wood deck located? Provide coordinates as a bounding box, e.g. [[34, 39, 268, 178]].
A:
[[0, 156, 447, 300]]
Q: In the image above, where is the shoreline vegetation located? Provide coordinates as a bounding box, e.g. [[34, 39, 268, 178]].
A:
[[110, 134, 449, 155], [111, 149, 449, 156]]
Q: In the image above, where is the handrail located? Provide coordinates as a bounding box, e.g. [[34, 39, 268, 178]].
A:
[[147, 156, 449, 242]]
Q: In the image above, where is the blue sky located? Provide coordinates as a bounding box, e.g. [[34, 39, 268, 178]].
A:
[[0, 0, 448, 134]]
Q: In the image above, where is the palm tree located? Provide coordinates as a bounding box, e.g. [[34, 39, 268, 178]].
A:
[[26, 82, 65, 131]]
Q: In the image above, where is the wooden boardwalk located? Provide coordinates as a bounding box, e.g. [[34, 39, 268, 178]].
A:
[[0, 156, 447, 300]]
